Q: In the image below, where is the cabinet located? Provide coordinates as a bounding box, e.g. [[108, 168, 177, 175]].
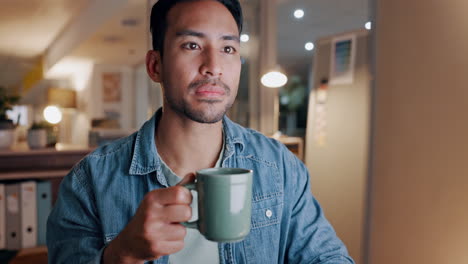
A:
[[0, 147, 92, 263]]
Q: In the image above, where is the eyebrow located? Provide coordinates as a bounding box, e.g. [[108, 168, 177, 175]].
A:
[[175, 30, 240, 43]]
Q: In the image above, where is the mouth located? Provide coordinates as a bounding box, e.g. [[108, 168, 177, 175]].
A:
[[189, 79, 231, 102], [195, 85, 226, 98]]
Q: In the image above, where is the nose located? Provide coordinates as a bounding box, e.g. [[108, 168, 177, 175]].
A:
[[199, 48, 222, 77]]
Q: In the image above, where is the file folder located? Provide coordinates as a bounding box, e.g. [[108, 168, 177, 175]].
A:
[[0, 184, 5, 249], [5, 183, 21, 250], [20, 181, 37, 248], [36, 181, 52, 246]]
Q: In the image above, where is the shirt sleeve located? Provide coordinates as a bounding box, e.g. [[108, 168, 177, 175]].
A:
[[47, 162, 106, 264], [284, 152, 355, 264]]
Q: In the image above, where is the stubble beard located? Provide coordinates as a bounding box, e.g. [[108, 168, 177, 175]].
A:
[[164, 79, 235, 124]]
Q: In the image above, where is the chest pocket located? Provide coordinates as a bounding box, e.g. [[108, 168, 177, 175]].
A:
[[230, 154, 284, 263], [240, 194, 283, 264], [239, 155, 284, 229], [251, 194, 282, 229]]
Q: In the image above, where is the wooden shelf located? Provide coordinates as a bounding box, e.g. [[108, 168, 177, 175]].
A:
[[0, 148, 92, 180], [0, 146, 92, 204], [0, 170, 71, 180], [276, 136, 304, 161], [0, 147, 90, 263], [9, 246, 48, 264]]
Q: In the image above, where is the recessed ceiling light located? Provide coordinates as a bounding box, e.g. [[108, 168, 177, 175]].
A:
[[365, 21, 372, 30], [305, 42, 314, 51], [294, 9, 304, 19], [240, 34, 250, 42]]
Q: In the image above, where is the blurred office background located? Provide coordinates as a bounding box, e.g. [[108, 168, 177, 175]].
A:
[[1, 0, 468, 263]]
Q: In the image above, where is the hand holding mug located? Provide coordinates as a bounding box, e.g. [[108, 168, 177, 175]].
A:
[[103, 174, 196, 263]]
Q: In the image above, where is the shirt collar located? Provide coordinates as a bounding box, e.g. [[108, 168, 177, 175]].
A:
[[129, 109, 162, 176], [129, 108, 245, 177], [221, 114, 245, 159]]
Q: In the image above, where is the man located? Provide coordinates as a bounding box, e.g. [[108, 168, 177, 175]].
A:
[[47, 0, 355, 263]]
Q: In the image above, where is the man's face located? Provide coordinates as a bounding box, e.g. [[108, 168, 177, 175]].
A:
[[157, 0, 241, 124]]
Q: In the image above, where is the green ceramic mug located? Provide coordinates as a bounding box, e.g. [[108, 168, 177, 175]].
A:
[[183, 168, 253, 242]]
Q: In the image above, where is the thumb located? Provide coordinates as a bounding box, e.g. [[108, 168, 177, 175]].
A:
[[177, 172, 196, 186]]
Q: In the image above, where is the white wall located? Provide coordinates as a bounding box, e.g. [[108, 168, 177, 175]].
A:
[[87, 64, 135, 130], [368, 1, 468, 263], [134, 63, 150, 128], [70, 63, 136, 146], [134, 63, 166, 128], [305, 30, 371, 264]]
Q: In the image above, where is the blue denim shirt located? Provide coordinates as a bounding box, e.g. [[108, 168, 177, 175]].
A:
[[47, 110, 355, 264]]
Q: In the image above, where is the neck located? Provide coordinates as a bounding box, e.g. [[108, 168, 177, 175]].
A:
[[155, 107, 224, 178]]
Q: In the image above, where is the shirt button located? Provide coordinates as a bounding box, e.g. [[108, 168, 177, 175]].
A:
[[265, 209, 273, 218]]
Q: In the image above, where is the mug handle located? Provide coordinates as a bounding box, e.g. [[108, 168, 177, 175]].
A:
[[181, 183, 198, 229]]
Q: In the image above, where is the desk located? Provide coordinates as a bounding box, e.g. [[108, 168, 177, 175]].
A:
[[275, 136, 304, 161]]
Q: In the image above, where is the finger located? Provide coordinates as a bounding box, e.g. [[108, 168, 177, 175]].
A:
[[150, 240, 185, 256], [154, 223, 187, 241], [160, 204, 192, 223], [177, 172, 196, 186], [148, 186, 192, 206]]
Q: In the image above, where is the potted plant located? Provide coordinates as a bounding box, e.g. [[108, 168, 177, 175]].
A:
[[0, 86, 20, 149], [28, 121, 53, 149], [279, 76, 307, 135]]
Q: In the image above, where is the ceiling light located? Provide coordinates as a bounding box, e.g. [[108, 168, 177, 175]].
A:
[[294, 9, 305, 19], [305, 42, 315, 51], [240, 34, 250, 42], [365, 21, 372, 30], [261, 70, 288, 88]]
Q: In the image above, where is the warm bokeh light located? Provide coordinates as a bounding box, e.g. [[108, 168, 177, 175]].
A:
[[43, 106, 62, 124], [365, 21, 372, 30], [294, 9, 304, 19], [305, 42, 315, 51], [261, 71, 288, 88], [240, 34, 250, 42]]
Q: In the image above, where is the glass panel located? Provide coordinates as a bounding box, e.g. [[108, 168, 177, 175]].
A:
[[227, 0, 260, 128], [276, 0, 370, 138]]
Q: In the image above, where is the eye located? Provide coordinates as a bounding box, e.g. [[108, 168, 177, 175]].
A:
[[182, 42, 200, 50], [223, 46, 237, 54]]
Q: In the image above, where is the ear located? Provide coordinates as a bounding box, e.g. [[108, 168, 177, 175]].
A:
[[146, 50, 162, 83]]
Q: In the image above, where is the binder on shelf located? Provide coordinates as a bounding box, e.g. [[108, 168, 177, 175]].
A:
[[0, 184, 5, 249], [36, 181, 52, 246], [5, 183, 21, 250], [20, 181, 37, 248]]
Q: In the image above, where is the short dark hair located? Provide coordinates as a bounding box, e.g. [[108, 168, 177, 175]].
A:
[[150, 0, 243, 57]]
